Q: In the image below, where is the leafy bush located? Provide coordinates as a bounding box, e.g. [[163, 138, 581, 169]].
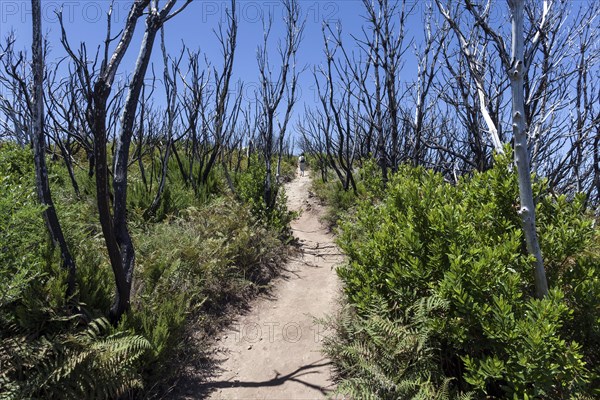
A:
[[126, 153, 221, 223], [311, 171, 359, 230], [0, 145, 151, 399], [311, 158, 385, 229], [278, 155, 297, 183], [331, 153, 600, 399], [236, 155, 294, 239], [0, 145, 49, 327], [0, 144, 71, 332]]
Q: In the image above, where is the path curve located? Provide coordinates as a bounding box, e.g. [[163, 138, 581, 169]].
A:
[[202, 173, 341, 399]]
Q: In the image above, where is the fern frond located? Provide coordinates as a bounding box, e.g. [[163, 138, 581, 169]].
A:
[[2, 317, 151, 400], [323, 297, 467, 400]]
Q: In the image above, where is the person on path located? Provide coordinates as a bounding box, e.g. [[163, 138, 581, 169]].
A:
[[298, 153, 306, 177]]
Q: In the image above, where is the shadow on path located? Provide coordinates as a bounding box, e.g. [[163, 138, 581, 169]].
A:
[[168, 358, 333, 399], [200, 359, 333, 396]]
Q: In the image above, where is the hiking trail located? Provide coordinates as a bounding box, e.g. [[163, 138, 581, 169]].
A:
[[173, 173, 342, 399]]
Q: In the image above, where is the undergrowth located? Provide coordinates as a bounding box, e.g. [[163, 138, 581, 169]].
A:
[[311, 158, 383, 229], [0, 144, 293, 399], [321, 152, 600, 399]]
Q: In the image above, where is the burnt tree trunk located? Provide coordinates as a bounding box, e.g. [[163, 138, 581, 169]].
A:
[[31, 0, 76, 297]]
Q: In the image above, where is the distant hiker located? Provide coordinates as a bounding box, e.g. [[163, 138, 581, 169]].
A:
[[298, 154, 306, 177]]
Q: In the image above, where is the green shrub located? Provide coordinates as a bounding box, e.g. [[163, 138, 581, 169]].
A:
[[1, 144, 291, 397], [126, 154, 220, 223], [310, 158, 386, 229], [278, 155, 297, 183], [0, 145, 151, 399], [311, 173, 359, 229], [236, 156, 294, 239], [0, 144, 70, 332], [121, 196, 286, 387], [332, 152, 600, 399], [357, 158, 385, 200], [0, 144, 48, 291]]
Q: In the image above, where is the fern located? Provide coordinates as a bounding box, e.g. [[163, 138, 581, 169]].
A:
[[323, 296, 472, 400], [1, 318, 151, 400]]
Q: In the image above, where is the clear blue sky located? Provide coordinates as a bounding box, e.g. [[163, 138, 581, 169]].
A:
[[0, 1, 431, 97], [0, 0, 432, 140]]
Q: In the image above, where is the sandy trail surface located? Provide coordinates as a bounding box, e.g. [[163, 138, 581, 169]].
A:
[[174, 173, 342, 399]]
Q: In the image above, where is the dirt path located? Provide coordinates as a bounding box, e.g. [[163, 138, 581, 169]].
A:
[[186, 173, 342, 399]]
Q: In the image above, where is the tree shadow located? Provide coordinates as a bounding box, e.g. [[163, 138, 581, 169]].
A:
[[166, 358, 334, 399], [206, 359, 333, 392]]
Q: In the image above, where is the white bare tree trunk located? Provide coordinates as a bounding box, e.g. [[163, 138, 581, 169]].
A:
[[507, 0, 549, 298], [435, 0, 504, 155]]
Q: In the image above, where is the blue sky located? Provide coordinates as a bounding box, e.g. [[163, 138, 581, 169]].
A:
[[0, 0, 430, 111]]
